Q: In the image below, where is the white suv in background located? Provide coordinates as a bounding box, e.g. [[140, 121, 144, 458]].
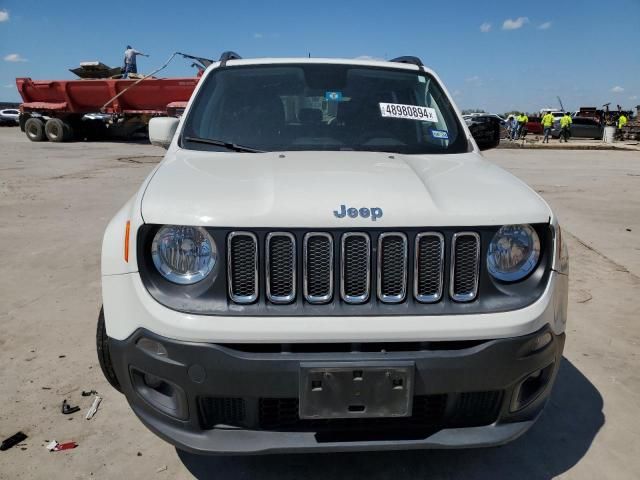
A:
[[97, 53, 569, 455]]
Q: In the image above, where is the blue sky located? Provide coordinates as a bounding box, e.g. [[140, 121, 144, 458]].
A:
[[1, 0, 638, 113]]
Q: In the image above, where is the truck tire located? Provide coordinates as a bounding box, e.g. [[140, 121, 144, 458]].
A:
[[19, 113, 28, 132], [24, 117, 46, 141], [96, 306, 122, 393], [63, 122, 75, 141], [45, 118, 69, 142]]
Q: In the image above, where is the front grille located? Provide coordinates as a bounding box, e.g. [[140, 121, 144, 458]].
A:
[[266, 233, 296, 304], [201, 391, 503, 437], [414, 232, 445, 303], [377, 233, 408, 303], [449, 390, 503, 427], [341, 233, 371, 304], [198, 397, 246, 429], [227, 232, 258, 303], [225, 229, 484, 306], [303, 233, 334, 303], [450, 232, 481, 302], [258, 395, 447, 431]]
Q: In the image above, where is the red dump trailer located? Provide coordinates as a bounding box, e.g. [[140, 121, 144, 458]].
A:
[[16, 76, 199, 142]]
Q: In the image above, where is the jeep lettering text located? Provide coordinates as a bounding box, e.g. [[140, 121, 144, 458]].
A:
[[333, 205, 383, 221]]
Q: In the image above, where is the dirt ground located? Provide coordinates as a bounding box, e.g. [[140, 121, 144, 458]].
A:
[[0, 127, 639, 479]]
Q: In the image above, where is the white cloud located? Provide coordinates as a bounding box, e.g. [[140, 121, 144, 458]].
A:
[[538, 21, 552, 30], [480, 22, 492, 33], [4, 53, 28, 62], [465, 75, 481, 83], [0, 9, 9, 22], [451, 89, 462, 98], [3, 83, 14, 88], [253, 32, 263, 39], [629, 95, 638, 100], [502, 17, 529, 30], [611, 86, 624, 93]]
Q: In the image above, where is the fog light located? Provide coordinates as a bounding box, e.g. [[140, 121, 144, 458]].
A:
[[130, 368, 188, 420], [136, 338, 168, 358], [510, 362, 555, 412], [143, 373, 163, 389]]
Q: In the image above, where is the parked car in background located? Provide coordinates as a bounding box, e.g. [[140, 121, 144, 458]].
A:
[[525, 117, 543, 135], [463, 113, 505, 126], [0, 108, 20, 125], [539, 110, 565, 120], [551, 116, 603, 139]]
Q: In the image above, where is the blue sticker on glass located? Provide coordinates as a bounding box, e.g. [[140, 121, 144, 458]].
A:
[[431, 129, 449, 139], [325, 91, 343, 102]]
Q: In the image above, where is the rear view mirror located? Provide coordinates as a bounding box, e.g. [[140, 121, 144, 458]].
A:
[[468, 116, 501, 151], [149, 117, 179, 149]]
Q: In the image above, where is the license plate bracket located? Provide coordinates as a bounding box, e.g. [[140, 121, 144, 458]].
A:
[[299, 362, 414, 419]]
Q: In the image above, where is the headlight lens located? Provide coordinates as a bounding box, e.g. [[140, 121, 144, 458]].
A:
[[151, 225, 216, 284], [487, 224, 540, 282]]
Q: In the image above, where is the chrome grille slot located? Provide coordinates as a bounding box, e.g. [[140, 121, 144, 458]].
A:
[[266, 232, 296, 304], [414, 232, 445, 303], [377, 233, 408, 303], [303, 233, 334, 304], [450, 232, 480, 302], [341, 233, 371, 304], [227, 232, 258, 304]]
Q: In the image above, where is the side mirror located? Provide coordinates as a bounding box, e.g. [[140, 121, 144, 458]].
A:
[[149, 117, 179, 149], [468, 116, 501, 151]]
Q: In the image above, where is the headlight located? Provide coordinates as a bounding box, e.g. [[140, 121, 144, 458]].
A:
[[487, 224, 540, 282], [151, 225, 216, 284]]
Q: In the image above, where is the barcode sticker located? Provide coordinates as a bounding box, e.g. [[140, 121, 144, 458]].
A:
[[379, 103, 438, 122]]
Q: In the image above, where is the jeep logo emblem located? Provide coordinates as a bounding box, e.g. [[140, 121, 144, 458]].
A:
[[333, 205, 383, 222]]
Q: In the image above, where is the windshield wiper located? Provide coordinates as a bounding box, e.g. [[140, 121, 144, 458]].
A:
[[184, 136, 264, 153]]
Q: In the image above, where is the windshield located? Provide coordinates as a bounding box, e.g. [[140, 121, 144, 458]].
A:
[[182, 64, 468, 154]]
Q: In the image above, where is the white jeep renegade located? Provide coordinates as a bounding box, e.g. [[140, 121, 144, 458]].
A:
[[98, 53, 569, 454]]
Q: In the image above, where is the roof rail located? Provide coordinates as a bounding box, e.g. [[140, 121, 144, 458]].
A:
[[219, 51, 242, 67], [389, 56, 424, 68]]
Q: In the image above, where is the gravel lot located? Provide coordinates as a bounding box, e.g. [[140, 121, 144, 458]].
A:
[[1, 127, 639, 479]]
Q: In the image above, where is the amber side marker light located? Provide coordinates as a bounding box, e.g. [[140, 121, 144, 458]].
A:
[[124, 220, 131, 262]]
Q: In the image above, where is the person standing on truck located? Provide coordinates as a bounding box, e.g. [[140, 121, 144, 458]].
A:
[[541, 111, 555, 143], [559, 112, 572, 143], [123, 45, 149, 79]]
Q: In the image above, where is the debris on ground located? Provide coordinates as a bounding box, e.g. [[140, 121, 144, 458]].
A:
[[85, 395, 102, 420], [46, 440, 78, 452], [81, 390, 98, 397], [61, 399, 81, 415], [156, 466, 168, 473], [1, 432, 28, 451]]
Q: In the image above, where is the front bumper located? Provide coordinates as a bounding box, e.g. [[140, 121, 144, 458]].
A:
[[109, 326, 565, 454]]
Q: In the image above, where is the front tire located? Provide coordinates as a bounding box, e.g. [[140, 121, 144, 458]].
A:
[[97, 306, 122, 393]]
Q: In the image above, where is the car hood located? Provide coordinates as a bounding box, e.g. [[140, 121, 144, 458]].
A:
[[141, 149, 551, 227]]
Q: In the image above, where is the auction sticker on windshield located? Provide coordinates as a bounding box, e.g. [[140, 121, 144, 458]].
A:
[[379, 103, 438, 122]]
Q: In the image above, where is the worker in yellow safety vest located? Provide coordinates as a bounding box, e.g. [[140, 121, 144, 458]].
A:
[[516, 113, 529, 139], [559, 113, 572, 143], [618, 114, 628, 130], [541, 112, 555, 143]]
